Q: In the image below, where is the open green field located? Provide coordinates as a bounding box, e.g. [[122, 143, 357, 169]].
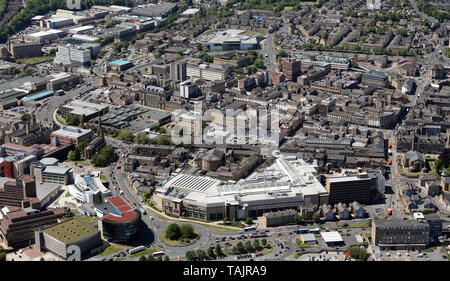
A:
[[16, 55, 55, 65], [96, 246, 122, 257]]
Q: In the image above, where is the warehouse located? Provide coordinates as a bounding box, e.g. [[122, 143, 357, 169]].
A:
[[24, 29, 66, 43]]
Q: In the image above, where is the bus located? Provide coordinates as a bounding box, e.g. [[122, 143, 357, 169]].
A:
[[244, 226, 256, 232], [152, 251, 165, 257], [296, 229, 308, 234], [129, 246, 145, 255]]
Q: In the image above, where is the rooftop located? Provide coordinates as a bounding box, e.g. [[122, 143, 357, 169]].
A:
[[42, 218, 98, 244]]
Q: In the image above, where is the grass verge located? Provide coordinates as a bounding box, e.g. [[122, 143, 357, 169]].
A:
[[160, 231, 200, 247], [96, 246, 122, 257]]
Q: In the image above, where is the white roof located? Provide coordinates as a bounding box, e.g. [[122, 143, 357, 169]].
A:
[[181, 8, 200, 15], [320, 231, 344, 243], [68, 25, 94, 34]]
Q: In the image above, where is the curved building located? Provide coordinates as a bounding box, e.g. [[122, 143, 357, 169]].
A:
[[98, 196, 141, 244]]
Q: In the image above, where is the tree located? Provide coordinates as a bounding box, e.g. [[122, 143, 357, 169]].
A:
[[313, 212, 321, 223], [180, 224, 195, 239], [294, 214, 303, 224], [346, 247, 370, 261], [207, 247, 216, 259], [21, 113, 31, 121], [80, 114, 86, 128], [196, 249, 207, 260], [254, 58, 264, 69], [147, 255, 156, 261], [223, 217, 229, 224], [185, 250, 197, 260], [139, 256, 147, 261], [261, 239, 267, 247], [40, 257, 45, 261], [215, 244, 223, 257], [244, 240, 254, 253], [0, 252, 5, 261], [134, 132, 149, 144], [253, 239, 262, 251], [166, 223, 181, 240], [245, 217, 253, 225], [67, 150, 75, 161], [236, 242, 246, 254], [164, 255, 170, 261], [65, 115, 80, 126], [117, 130, 133, 142], [156, 256, 163, 261]]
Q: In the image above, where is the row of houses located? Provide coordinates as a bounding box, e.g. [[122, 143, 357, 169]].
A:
[[319, 202, 366, 221]]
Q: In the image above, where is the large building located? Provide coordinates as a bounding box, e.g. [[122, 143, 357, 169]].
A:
[[372, 218, 430, 250], [97, 196, 141, 244], [325, 171, 374, 205], [35, 218, 102, 259], [0, 175, 40, 209], [54, 44, 100, 67], [60, 100, 109, 120], [205, 29, 259, 51], [154, 155, 329, 221], [50, 126, 93, 146], [69, 172, 111, 204], [186, 60, 232, 82], [0, 206, 66, 249], [8, 42, 42, 59], [282, 58, 302, 82], [261, 209, 297, 227], [362, 70, 389, 88]]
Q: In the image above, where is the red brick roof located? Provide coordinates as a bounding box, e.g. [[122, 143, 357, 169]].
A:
[[101, 196, 138, 223]]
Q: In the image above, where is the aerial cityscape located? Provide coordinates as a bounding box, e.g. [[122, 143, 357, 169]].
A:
[[0, 0, 450, 267]]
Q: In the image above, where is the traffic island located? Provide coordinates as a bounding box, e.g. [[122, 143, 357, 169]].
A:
[[160, 223, 200, 247]]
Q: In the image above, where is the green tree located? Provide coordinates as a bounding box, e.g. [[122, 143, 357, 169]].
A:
[[158, 135, 171, 145], [21, 113, 31, 121], [215, 244, 223, 257], [166, 223, 181, 240], [164, 255, 170, 261], [245, 217, 253, 225], [139, 255, 147, 261], [253, 239, 262, 251], [185, 250, 198, 260], [244, 240, 254, 253], [80, 114, 86, 128], [156, 256, 163, 261], [236, 242, 246, 254], [116, 130, 133, 142], [147, 255, 156, 261], [196, 249, 207, 260], [294, 214, 303, 224], [0, 252, 6, 261], [134, 132, 149, 144], [313, 212, 321, 223], [207, 247, 216, 259], [180, 224, 195, 239], [346, 247, 370, 261], [261, 239, 267, 247]]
